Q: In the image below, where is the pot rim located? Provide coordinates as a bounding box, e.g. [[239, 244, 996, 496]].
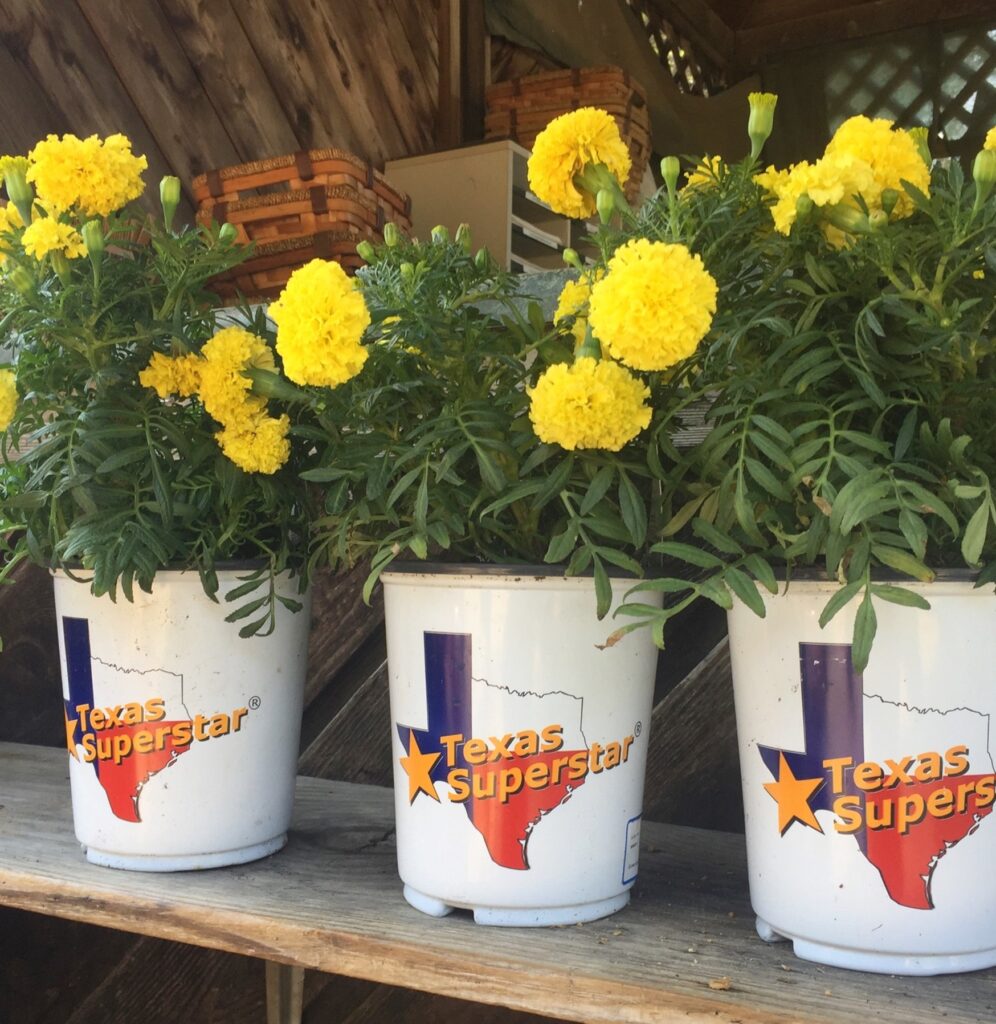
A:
[[780, 566, 982, 584], [380, 559, 642, 579]]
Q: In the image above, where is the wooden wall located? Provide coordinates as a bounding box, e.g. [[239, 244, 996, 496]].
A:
[[0, 0, 439, 214]]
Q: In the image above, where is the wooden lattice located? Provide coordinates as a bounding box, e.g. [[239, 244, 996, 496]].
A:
[[824, 25, 996, 161], [625, 0, 723, 97]]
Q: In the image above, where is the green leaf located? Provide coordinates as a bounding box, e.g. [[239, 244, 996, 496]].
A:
[[870, 584, 931, 610], [744, 457, 790, 500], [961, 502, 990, 566], [691, 517, 744, 555], [898, 508, 928, 560], [744, 554, 778, 594], [651, 541, 724, 568], [725, 566, 765, 616], [95, 446, 149, 474], [818, 579, 864, 627], [661, 493, 707, 537], [697, 576, 733, 610], [894, 408, 916, 461], [872, 544, 935, 582], [386, 466, 423, 509], [544, 522, 579, 565], [852, 588, 877, 673], [580, 466, 614, 515], [618, 473, 648, 547], [414, 474, 429, 531], [593, 555, 612, 619]]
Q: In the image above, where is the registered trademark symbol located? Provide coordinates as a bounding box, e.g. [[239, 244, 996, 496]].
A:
[[634, 721, 642, 737], [248, 696, 261, 710]]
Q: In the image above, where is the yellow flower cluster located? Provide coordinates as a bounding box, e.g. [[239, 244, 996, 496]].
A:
[[0, 203, 23, 266], [527, 108, 632, 219], [588, 239, 717, 371], [528, 357, 650, 451], [270, 259, 371, 387], [757, 116, 930, 236], [216, 413, 291, 476], [27, 133, 146, 217], [138, 352, 202, 399], [986, 127, 996, 151], [21, 216, 86, 261], [140, 327, 290, 475], [0, 369, 17, 430], [554, 270, 603, 346], [683, 155, 725, 192]]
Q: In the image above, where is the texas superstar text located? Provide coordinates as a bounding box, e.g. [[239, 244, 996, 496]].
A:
[[69, 699, 249, 765], [437, 725, 635, 804]]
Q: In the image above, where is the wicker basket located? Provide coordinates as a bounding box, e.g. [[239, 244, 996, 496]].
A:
[[194, 148, 411, 299], [208, 232, 368, 303], [484, 66, 652, 202]]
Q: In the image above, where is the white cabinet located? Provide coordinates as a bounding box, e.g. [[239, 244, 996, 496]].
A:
[[385, 140, 593, 272]]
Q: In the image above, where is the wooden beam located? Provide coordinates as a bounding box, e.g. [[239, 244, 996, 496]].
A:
[[735, 0, 996, 68], [435, 0, 487, 149]]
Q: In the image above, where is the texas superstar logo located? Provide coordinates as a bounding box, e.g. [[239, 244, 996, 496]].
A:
[[397, 632, 637, 870], [761, 642, 995, 910], [62, 617, 252, 823]]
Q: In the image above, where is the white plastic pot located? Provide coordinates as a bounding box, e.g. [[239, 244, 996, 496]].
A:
[[728, 574, 996, 975], [382, 565, 662, 927], [54, 568, 310, 871]]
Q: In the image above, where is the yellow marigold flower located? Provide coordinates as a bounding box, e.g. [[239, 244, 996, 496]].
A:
[[683, 155, 725, 192], [139, 352, 202, 399], [760, 153, 878, 236], [588, 239, 717, 371], [1, 203, 24, 232], [825, 115, 929, 218], [527, 107, 632, 219], [528, 357, 650, 452], [554, 270, 603, 347], [986, 127, 996, 151], [27, 133, 146, 217], [198, 326, 273, 425], [270, 259, 371, 387], [216, 412, 291, 475], [21, 216, 85, 261], [0, 369, 17, 430]]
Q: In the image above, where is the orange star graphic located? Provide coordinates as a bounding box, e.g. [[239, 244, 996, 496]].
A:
[[763, 752, 825, 835], [64, 708, 79, 761], [399, 730, 441, 804]]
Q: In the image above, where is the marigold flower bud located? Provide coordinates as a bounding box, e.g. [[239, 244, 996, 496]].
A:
[[474, 247, 490, 270], [795, 194, 815, 219], [972, 149, 996, 210], [81, 220, 105, 260], [400, 261, 414, 283], [430, 224, 448, 244], [747, 92, 778, 159], [562, 247, 582, 270], [356, 240, 375, 263], [908, 126, 931, 167], [660, 156, 680, 196], [383, 222, 400, 247], [217, 222, 238, 246], [9, 265, 34, 296], [159, 175, 181, 230], [596, 188, 615, 224], [50, 250, 72, 284], [868, 210, 889, 231], [454, 223, 471, 251], [2, 158, 34, 226], [880, 188, 899, 217]]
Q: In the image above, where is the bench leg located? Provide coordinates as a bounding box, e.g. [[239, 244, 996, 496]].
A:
[[265, 961, 304, 1024]]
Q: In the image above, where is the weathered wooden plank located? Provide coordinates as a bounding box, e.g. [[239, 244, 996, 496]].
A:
[[303, 562, 384, 710], [0, 563, 62, 747], [0, 0, 181, 214], [75, 0, 241, 182], [157, 0, 302, 160], [644, 638, 744, 832], [734, 0, 996, 67], [0, 36, 66, 155], [229, 0, 407, 165], [299, 631, 392, 784], [2, 744, 993, 1024]]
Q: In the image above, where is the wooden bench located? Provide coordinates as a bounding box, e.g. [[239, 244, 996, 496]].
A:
[[0, 743, 992, 1024]]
